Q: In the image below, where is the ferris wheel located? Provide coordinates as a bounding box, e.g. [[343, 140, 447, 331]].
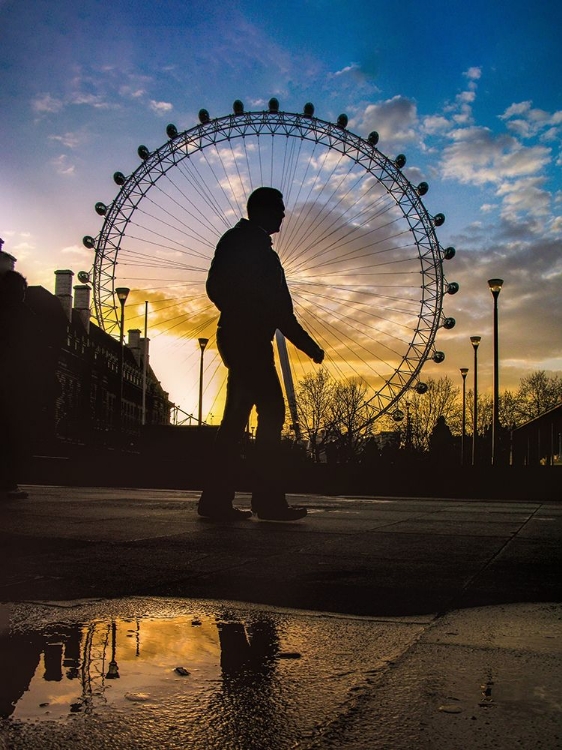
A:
[[83, 98, 458, 427]]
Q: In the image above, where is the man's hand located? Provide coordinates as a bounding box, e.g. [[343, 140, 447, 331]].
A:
[[312, 347, 324, 364]]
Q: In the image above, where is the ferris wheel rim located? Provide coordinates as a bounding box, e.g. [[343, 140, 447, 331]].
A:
[[88, 106, 454, 422]]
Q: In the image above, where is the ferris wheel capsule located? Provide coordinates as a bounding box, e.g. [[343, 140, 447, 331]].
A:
[[443, 317, 456, 329], [198, 109, 210, 124], [433, 351, 445, 363], [447, 282, 459, 295], [433, 213, 445, 226], [138, 145, 150, 160], [443, 246, 456, 260], [417, 182, 429, 196], [416, 382, 429, 394], [233, 100, 244, 114], [395, 154, 406, 168], [95, 202, 107, 216], [303, 102, 315, 117], [337, 113, 348, 128], [268, 98, 279, 113], [113, 172, 126, 185], [368, 131, 379, 146], [166, 123, 178, 139], [83, 235, 95, 249]]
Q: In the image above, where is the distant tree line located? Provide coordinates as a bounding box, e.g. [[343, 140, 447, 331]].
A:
[[293, 369, 562, 463]]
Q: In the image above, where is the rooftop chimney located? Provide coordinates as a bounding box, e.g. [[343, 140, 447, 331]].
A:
[[127, 329, 142, 365], [55, 270, 74, 321], [73, 284, 91, 333]]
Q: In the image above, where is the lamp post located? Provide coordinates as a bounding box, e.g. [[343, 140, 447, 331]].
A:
[[470, 336, 481, 465], [105, 620, 120, 680], [488, 278, 504, 465], [460, 367, 469, 466], [198, 337, 209, 426], [115, 287, 130, 431]]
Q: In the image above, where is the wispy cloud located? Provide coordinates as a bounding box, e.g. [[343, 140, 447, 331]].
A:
[[48, 132, 84, 149], [51, 154, 75, 176], [149, 99, 173, 115], [32, 93, 64, 114]]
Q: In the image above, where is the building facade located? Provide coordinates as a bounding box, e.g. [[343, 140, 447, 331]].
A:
[[1, 251, 171, 451]]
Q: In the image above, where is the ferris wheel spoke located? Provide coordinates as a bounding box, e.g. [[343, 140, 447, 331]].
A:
[[278, 143, 336, 260], [294, 193, 400, 265], [291, 289, 412, 365], [177, 158, 231, 229], [152, 178, 223, 239]]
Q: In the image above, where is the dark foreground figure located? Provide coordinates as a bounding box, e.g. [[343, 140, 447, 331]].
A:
[[0, 271, 59, 499], [198, 188, 324, 521]]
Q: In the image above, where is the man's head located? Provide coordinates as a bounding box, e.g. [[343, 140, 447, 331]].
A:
[[247, 187, 285, 235]]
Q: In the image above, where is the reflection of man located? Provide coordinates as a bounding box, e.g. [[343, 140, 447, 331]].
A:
[[198, 187, 324, 521]]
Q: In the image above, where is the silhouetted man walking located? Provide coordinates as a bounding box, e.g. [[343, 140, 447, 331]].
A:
[[198, 187, 324, 521]]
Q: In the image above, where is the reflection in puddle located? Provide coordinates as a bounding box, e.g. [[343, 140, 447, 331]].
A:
[[4, 613, 224, 721], [0, 598, 420, 749]]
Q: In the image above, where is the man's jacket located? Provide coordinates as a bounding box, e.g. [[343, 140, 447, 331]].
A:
[[206, 218, 318, 357]]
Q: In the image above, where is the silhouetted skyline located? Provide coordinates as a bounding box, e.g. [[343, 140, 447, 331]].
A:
[[1, 0, 561, 418]]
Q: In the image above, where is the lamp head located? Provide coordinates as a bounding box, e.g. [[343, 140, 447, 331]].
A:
[[488, 278, 504, 296], [470, 336, 481, 349], [460, 367, 469, 378], [198, 337, 209, 351], [115, 287, 130, 303]]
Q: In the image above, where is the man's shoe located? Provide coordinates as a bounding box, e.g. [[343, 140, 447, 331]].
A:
[[256, 505, 307, 521], [198, 506, 252, 521]]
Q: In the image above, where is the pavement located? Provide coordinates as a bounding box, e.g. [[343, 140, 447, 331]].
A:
[[1, 486, 561, 749]]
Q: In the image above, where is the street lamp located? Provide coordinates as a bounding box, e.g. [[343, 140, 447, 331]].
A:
[[115, 287, 130, 431], [198, 337, 209, 426], [460, 367, 469, 466], [470, 336, 481, 465], [488, 278, 504, 465]]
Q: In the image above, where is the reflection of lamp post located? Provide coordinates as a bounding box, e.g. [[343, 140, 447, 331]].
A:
[[105, 621, 120, 679], [198, 338, 209, 426], [460, 367, 469, 466], [488, 279, 503, 466], [116, 287, 130, 431], [470, 336, 481, 465]]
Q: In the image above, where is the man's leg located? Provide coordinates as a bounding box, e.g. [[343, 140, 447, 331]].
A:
[[250, 357, 307, 520], [197, 366, 254, 519]]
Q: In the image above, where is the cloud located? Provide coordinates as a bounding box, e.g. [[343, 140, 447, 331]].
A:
[[500, 101, 562, 139], [495, 176, 551, 218], [48, 132, 83, 149], [149, 99, 173, 115], [51, 154, 75, 176], [440, 127, 551, 186], [350, 96, 419, 149], [464, 67, 482, 82], [61, 244, 92, 258], [32, 93, 64, 114]]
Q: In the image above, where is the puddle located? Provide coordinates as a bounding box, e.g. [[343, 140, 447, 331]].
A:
[[0, 597, 423, 749]]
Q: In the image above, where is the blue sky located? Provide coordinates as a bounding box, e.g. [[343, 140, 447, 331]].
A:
[[1, 0, 561, 418]]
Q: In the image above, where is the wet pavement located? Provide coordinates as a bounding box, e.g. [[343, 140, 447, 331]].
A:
[[1, 486, 561, 748]]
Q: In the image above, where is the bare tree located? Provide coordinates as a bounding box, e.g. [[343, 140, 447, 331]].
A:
[[397, 376, 461, 452], [517, 371, 562, 422], [295, 368, 336, 461], [330, 378, 376, 461]]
